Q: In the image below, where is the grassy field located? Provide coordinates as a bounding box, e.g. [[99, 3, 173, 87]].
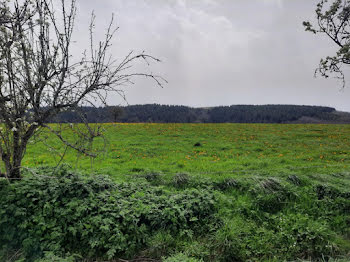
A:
[[4, 123, 349, 261], [24, 123, 350, 187]]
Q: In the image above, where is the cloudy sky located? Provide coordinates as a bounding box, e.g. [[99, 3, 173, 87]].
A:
[[73, 0, 350, 111]]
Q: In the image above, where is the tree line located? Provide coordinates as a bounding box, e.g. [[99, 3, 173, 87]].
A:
[[49, 104, 336, 124]]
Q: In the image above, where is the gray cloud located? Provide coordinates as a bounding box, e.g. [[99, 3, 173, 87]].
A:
[[72, 0, 350, 111]]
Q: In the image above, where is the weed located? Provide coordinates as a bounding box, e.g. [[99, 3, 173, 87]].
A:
[[173, 173, 190, 187], [215, 178, 240, 191], [287, 174, 303, 186], [259, 178, 283, 193]]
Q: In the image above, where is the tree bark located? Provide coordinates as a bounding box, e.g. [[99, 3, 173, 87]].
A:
[[9, 165, 21, 179], [3, 152, 22, 180]]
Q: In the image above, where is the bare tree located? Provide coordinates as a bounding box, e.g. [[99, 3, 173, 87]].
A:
[[0, 0, 164, 179], [303, 0, 350, 87]]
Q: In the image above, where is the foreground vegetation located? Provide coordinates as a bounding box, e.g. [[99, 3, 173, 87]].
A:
[[1, 123, 350, 261]]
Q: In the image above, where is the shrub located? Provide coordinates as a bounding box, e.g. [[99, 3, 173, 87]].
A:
[[213, 214, 337, 261], [143, 172, 162, 182], [0, 167, 217, 261], [272, 213, 337, 259], [251, 178, 296, 213], [173, 173, 190, 187], [315, 184, 342, 200], [214, 178, 240, 191]]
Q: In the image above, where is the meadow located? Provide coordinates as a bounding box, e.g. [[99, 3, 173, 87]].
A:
[[2, 123, 350, 261], [24, 123, 350, 188]]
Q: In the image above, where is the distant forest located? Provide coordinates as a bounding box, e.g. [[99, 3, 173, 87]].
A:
[[49, 104, 338, 123]]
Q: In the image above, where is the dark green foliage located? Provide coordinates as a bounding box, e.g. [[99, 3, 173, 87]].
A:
[[251, 178, 296, 213], [213, 214, 337, 261], [214, 178, 240, 191], [0, 168, 217, 261], [315, 184, 343, 200], [144, 231, 177, 258], [49, 104, 336, 123], [1, 166, 350, 261], [273, 184, 350, 242], [130, 167, 145, 173], [139, 172, 163, 183], [270, 214, 337, 259], [208, 105, 334, 123]]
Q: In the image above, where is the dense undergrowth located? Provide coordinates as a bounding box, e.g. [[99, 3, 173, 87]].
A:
[[1, 166, 350, 261]]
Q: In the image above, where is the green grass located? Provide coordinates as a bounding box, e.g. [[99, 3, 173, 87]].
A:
[[23, 123, 350, 187], [4, 123, 350, 261]]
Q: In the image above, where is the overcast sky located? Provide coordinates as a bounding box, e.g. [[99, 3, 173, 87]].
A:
[[72, 0, 350, 111]]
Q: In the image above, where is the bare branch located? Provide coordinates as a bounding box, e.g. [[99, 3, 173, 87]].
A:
[[0, 0, 164, 179]]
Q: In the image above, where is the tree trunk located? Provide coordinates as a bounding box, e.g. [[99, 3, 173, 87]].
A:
[[3, 126, 36, 180], [2, 156, 11, 180], [9, 165, 21, 179], [3, 156, 22, 180], [9, 143, 26, 179], [9, 130, 23, 179]]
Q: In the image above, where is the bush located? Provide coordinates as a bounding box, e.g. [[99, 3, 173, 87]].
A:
[[213, 214, 337, 261], [315, 184, 342, 200], [272, 213, 337, 259], [214, 178, 240, 191], [142, 172, 162, 182], [173, 173, 190, 187], [251, 178, 296, 213], [0, 167, 217, 261]]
